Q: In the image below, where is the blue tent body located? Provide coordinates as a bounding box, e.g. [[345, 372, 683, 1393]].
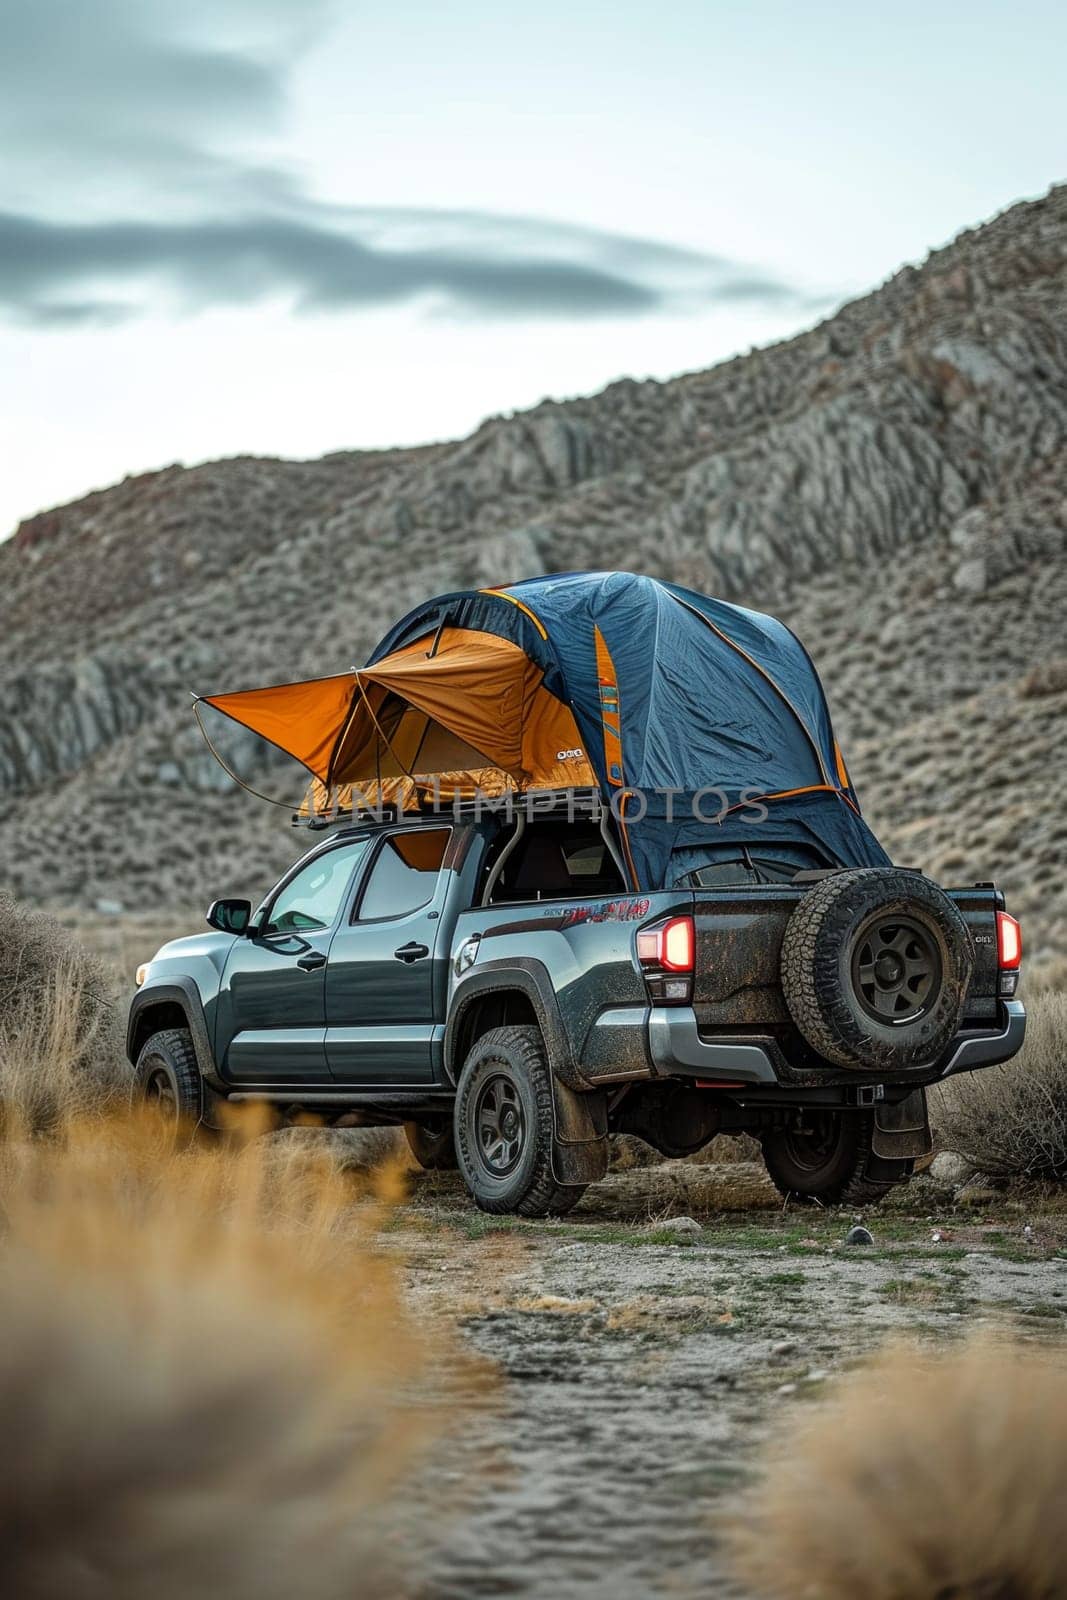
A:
[[369, 572, 890, 889]]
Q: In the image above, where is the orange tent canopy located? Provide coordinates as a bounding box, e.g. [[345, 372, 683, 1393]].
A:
[[200, 627, 595, 801]]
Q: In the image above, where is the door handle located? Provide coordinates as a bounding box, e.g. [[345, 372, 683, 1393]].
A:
[[296, 951, 327, 971], [394, 941, 429, 963]]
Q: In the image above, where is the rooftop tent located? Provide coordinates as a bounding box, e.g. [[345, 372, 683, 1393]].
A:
[[199, 623, 598, 806], [197, 571, 890, 887]]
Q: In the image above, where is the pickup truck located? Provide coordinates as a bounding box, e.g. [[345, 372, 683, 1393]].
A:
[[128, 793, 1025, 1215]]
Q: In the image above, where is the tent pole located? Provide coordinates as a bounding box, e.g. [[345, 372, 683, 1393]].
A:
[[190, 698, 301, 811], [353, 678, 420, 792], [426, 609, 451, 657]]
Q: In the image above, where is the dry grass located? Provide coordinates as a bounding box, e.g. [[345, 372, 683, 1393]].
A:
[[0, 1107, 459, 1599], [931, 988, 1067, 1180], [0, 892, 130, 1127], [1029, 956, 1067, 993], [729, 1337, 1067, 1600]]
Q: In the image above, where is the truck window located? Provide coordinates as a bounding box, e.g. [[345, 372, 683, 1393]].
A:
[[487, 823, 625, 903], [267, 839, 371, 933], [355, 828, 450, 921]]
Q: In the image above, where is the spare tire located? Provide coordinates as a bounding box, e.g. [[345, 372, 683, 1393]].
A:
[[781, 868, 974, 1072]]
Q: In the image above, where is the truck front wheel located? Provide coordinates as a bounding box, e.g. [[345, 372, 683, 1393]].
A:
[[761, 1111, 913, 1206], [135, 1027, 203, 1126], [454, 1025, 586, 1217]]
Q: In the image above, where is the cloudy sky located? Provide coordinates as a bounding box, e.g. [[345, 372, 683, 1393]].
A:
[[1, 0, 1064, 537]]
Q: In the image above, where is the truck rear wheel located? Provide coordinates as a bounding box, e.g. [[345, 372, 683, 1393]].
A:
[[761, 1111, 913, 1206], [781, 868, 973, 1072], [454, 1025, 586, 1217], [404, 1121, 458, 1170]]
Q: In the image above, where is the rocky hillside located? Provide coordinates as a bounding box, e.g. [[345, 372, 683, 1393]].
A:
[[2, 185, 1065, 963]]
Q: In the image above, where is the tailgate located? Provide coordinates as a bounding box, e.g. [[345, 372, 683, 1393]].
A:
[[690, 885, 804, 1028], [689, 881, 1005, 1030]]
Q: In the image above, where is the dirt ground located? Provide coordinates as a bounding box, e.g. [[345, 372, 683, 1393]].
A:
[[382, 1158, 1067, 1600]]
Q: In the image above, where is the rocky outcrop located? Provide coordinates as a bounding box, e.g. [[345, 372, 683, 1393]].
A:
[[0, 654, 164, 792]]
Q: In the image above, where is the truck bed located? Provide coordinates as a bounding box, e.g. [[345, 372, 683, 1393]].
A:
[[451, 879, 1007, 1092]]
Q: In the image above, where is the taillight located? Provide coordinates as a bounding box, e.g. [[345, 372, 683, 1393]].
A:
[[996, 911, 1022, 968], [996, 911, 1022, 996], [636, 914, 694, 1003], [637, 915, 693, 971]]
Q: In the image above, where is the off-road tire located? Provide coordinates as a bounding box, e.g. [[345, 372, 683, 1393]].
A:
[[135, 1027, 203, 1125], [762, 1111, 913, 1206], [781, 867, 973, 1072], [404, 1121, 459, 1170], [454, 1025, 586, 1217]]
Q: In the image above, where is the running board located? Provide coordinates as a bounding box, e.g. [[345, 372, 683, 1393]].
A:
[[225, 1089, 455, 1105]]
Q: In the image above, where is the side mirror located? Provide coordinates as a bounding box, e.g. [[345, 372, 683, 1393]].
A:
[[206, 897, 252, 935]]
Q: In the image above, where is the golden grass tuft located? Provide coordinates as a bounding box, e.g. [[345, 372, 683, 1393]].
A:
[[728, 1337, 1067, 1600], [0, 892, 131, 1128], [0, 1107, 456, 1599]]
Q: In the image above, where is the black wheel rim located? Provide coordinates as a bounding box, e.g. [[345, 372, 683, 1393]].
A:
[[474, 1073, 526, 1176], [782, 1113, 842, 1174], [851, 914, 941, 1025], [145, 1065, 179, 1118]]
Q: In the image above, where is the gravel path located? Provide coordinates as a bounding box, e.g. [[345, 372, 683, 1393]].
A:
[[389, 1163, 1067, 1600]]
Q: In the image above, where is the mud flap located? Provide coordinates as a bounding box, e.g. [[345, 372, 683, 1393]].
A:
[[871, 1088, 932, 1161], [549, 1075, 609, 1185]]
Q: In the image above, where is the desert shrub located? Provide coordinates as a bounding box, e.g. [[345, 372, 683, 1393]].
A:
[[1018, 657, 1067, 698], [930, 987, 1067, 1179], [609, 1131, 762, 1171], [729, 1337, 1067, 1600], [690, 1132, 762, 1165], [0, 1109, 457, 1599], [0, 893, 130, 1126], [609, 1134, 661, 1170]]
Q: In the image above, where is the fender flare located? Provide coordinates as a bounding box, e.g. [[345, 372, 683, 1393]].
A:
[[127, 980, 221, 1090], [445, 957, 588, 1089]]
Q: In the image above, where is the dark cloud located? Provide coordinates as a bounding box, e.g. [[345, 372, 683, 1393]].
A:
[[0, 0, 308, 132], [0, 1, 818, 326], [0, 209, 819, 326], [0, 211, 665, 324], [709, 276, 807, 304], [0, 0, 321, 212], [9, 299, 135, 329], [2, 4, 282, 128]]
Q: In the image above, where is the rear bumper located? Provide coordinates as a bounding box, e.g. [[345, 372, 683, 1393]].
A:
[[937, 999, 1026, 1079], [647, 1008, 779, 1083], [644, 999, 1026, 1088]]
